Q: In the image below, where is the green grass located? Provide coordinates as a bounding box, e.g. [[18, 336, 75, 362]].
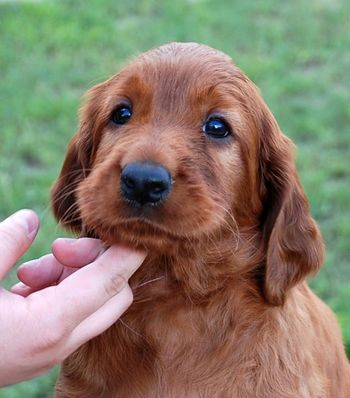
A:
[[0, 0, 349, 396]]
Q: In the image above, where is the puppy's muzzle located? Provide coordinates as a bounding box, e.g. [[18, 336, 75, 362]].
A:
[[120, 162, 172, 207]]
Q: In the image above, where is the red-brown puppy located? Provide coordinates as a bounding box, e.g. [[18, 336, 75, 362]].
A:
[[52, 42, 350, 397]]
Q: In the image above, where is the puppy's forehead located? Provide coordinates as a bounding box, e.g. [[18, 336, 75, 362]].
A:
[[138, 42, 235, 80], [117, 43, 242, 104]]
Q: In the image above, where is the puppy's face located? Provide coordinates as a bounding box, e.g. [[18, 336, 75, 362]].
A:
[[54, 44, 258, 249], [52, 43, 324, 304]]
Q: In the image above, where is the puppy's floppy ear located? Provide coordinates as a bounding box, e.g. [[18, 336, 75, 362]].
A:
[[51, 83, 105, 233], [259, 106, 324, 306], [51, 132, 91, 233]]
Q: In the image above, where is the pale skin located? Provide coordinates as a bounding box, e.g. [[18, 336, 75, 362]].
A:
[[0, 209, 146, 387]]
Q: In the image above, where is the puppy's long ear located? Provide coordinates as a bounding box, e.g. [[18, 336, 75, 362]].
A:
[[51, 132, 91, 233], [259, 106, 324, 306], [51, 84, 104, 233]]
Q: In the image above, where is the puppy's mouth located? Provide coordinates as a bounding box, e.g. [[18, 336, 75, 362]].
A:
[[122, 201, 167, 217], [82, 215, 185, 252], [92, 161, 178, 249], [78, 161, 220, 251]]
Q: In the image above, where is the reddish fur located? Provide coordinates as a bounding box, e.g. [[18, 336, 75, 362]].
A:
[[51, 43, 350, 397]]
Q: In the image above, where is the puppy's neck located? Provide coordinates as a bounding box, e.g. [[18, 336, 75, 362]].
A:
[[129, 227, 262, 304]]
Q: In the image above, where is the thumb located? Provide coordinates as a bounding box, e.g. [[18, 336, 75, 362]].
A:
[[0, 209, 39, 280]]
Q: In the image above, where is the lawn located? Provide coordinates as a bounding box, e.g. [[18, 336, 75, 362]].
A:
[[0, 0, 349, 396]]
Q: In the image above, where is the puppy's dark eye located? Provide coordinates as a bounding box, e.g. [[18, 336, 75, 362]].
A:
[[203, 118, 231, 139], [111, 106, 132, 125]]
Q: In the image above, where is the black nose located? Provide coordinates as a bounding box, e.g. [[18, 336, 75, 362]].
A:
[[120, 162, 172, 206]]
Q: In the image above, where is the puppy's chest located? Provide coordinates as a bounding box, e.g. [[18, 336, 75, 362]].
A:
[[125, 274, 240, 372], [119, 293, 239, 383], [128, 293, 219, 359], [75, 289, 328, 398]]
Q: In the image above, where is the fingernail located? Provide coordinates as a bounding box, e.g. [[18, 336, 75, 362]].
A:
[[56, 238, 77, 246], [11, 282, 27, 291], [10, 209, 39, 239], [19, 258, 40, 270]]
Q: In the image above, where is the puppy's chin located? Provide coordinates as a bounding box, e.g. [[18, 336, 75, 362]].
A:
[[82, 218, 193, 254]]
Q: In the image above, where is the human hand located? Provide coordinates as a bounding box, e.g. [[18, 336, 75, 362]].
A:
[[0, 209, 145, 387], [12, 236, 113, 297]]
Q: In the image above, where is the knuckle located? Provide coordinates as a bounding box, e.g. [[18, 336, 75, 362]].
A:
[[104, 273, 127, 297], [123, 286, 134, 307], [122, 285, 134, 309]]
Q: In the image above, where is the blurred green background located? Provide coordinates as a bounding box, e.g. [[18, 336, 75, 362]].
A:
[[0, 0, 349, 396]]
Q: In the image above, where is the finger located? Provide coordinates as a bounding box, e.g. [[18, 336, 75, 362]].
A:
[[0, 209, 39, 280], [31, 245, 145, 330], [52, 238, 104, 268], [63, 286, 133, 357], [17, 254, 64, 288], [11, 282, 36, 297], [57, 266, 78, 282], [12, 265, 79, 296], [17, 238, 104, 290]]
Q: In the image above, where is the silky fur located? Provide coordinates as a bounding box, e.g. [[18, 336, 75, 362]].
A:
[[52, 43, 350, 397]]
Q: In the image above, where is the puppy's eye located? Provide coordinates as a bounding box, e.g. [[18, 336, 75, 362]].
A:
[[203, 118, 231, 139], [111, 106, 132, 125]]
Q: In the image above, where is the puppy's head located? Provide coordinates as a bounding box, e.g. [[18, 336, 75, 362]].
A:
[[52, 42, 324, 304]]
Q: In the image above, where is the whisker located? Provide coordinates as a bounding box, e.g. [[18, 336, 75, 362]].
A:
[[134, 276, 164, 289], [118, 318, 145, 340], [53, 168, 93, 184]]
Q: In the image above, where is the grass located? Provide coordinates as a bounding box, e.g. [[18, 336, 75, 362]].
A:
[[0, 0, 349, 396]]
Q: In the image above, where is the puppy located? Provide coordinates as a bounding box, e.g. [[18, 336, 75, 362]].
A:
[[52, 42, 350, 397]]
